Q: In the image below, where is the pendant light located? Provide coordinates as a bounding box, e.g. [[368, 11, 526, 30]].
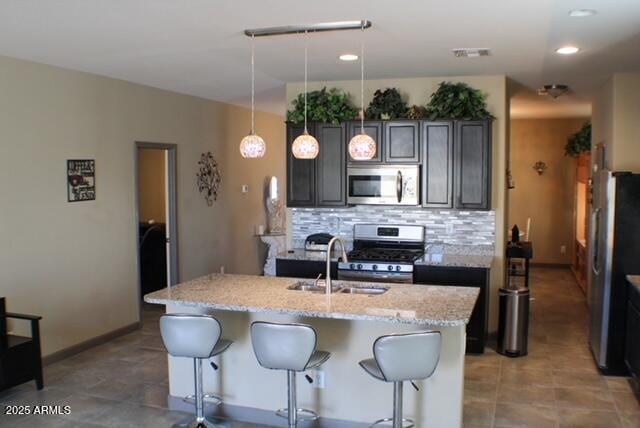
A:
[[348, 21, 376, 161], [291, 30, 320, 159], [239, 34, 266, 158]]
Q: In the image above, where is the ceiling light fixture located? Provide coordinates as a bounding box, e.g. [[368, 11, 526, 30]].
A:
[[291, 30, 320, 159], [339, 54, 358, 61], [556, 46, 580, 55], [348, 21, 377, 161], [569, 9, 597, 17], [239, 34, 266, 159], [538, 84, 569, 99]]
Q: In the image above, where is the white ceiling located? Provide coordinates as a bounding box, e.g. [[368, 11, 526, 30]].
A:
[[0, 0, 639, 118]]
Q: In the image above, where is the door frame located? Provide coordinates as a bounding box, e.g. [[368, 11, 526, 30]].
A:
[[134, 142, 179, 311]]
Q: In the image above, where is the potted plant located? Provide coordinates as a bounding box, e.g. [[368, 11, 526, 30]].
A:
[[424, 82, 494, 120], [286, 87, 358, 125], [366, 88, 409, 120], [564, 122, 591, 157]]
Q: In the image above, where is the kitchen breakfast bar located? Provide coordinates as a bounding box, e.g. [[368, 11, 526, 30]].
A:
[[144, 273, 479, 427]]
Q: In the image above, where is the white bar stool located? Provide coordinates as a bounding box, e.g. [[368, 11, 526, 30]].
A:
[[160, 314, 233, 428], [250, 321, 331, 428], [359, 331, 442, 428]]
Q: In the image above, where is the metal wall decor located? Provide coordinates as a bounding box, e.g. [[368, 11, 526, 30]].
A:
[[67, 159, 95, 202], [533, 161, 548, 175], [196, 152, 221, 206]]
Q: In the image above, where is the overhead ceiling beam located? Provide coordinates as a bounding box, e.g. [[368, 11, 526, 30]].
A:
[[244, 20, 372, 37]]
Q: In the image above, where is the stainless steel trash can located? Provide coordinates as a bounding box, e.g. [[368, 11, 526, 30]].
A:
[[497, 285, 530, 357]]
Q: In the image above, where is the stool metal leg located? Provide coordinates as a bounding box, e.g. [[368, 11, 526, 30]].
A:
[[370, 382, 415, 428], [174, 358, 221, 428], [288, 370, 297, 428]]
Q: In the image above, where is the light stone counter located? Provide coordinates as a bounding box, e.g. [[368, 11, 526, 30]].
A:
[[145, 273, 476, 427], [144, 273, 479, 327], [628, 275, 640, 291]]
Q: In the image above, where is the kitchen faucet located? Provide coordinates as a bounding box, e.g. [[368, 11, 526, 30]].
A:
[[326, 236, 348, 296]]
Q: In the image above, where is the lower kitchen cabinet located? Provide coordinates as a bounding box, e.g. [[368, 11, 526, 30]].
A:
[[276, 259, 338, 279], [414, 265, 489, 354], [626, 280, 640, 379]]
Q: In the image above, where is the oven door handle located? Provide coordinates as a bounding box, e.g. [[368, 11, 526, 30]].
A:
[[396, 170, 403, 203]]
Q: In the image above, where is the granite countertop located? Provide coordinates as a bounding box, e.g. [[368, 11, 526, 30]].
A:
[[144, 273, 479, 327], [277, 248, 493, 269], [628, 275, 640, 291]]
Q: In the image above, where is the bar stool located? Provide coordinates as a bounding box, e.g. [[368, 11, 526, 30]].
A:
[[250, 321, 331, 428], [359, 331, 441, 428], [160, 314, 233, 428]]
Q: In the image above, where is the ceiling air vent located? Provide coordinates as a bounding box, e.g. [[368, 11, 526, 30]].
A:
[[452, 48, 491, 58]]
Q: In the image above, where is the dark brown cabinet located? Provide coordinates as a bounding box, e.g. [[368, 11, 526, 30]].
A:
[[347, 121, 383, 164], [276, 259, 338, 279], [384, 121, 420, 163], [454, 120, 491, 210], [413, 266, 489, 354], [286, 122, 347, 208], [626, 281, 640, 379], [422, 122, 454, 208]]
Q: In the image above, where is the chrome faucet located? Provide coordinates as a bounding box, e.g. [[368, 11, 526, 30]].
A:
[[326, 236, 348, 296]]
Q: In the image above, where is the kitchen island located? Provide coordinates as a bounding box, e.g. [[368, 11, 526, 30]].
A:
[[145, 273, 479, 427]]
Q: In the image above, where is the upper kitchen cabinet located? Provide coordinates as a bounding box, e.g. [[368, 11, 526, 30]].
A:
[[315, 123, 347, 206], [286, 122, 347, 208], [384, 121, 420, 164], [454, 120, 492, 210], [286, 123, 316, 207], [422, 121, 454, 208], [347, 121, 383, 164]]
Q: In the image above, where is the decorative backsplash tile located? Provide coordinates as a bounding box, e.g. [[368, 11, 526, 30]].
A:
[[291, 206, 495, 251]]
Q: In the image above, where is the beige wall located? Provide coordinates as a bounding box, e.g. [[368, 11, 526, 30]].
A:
[[138, 149, 166, 223], [592, 73, 640, 172], [509, 119, 586, 265], [0, 55, 284, 356], [286, 75, 508, 331]]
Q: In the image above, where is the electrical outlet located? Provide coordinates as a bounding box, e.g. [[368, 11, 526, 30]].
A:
[[560, 245, 566, 255], [220, 266, 225, 274], [446, 223, 454, 234], [312, 369, 325, 389]]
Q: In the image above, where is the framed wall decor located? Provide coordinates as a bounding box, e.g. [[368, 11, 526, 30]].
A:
[[67, 159, 96, 202]]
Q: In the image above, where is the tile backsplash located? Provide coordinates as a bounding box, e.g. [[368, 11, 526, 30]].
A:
[[291, 206, 495, 251]]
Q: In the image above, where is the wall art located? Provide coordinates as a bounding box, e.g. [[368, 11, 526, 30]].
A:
[[67, 159, 95, 202], [196, 152, 221, 206]]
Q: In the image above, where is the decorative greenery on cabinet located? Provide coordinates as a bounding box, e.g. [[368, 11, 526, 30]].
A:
[[564, 121, 592, 157], [425, 82, 494, 120], [287, 87, 358, 125], [366, 88, 409, 120]]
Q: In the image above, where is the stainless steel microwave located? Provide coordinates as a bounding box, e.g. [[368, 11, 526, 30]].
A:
[[347, 165, 420, 205]]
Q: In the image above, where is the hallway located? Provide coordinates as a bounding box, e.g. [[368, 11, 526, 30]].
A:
[[463, 268, 640, 427]]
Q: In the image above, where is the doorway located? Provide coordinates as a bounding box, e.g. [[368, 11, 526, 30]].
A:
[[135, 142, 178, 307]]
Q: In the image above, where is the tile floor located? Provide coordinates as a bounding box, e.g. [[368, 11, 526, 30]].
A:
[[0, 268, 638, 427], [464, 268, 640, 428]]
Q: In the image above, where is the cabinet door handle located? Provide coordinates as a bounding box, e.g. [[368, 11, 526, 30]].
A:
[[397, 171, 403, 203]]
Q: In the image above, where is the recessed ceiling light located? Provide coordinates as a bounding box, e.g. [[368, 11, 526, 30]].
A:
[[569, 9, 597, 17], [556, 46, 580, 55], [339, 54, 358, 61]]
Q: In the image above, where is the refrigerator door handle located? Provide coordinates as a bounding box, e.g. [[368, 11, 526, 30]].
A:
[[591, 207, 602, 276]]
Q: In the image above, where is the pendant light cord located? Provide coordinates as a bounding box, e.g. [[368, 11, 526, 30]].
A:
[[304, 30, 309, 134], [360, 21, 365, 133], [251, 34, 256, 134]]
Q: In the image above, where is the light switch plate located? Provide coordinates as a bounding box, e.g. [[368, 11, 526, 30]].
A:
[[241, 185, 249, 193]]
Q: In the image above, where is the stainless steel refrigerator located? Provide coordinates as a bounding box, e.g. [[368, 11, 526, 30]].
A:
[[589, 170, 640, 375]]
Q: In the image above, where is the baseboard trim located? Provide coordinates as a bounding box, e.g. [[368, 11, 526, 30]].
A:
[[168, 395, 369, 427], [42, 321, 141, 366], [531, 263, 571, 269]]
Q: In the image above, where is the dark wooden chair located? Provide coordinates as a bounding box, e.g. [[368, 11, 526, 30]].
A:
[[0, 297, 43, 391]]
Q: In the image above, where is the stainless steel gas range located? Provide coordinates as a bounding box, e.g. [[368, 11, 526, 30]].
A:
[[337, 224, 425, 284]]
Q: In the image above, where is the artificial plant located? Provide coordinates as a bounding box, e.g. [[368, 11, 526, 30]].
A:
[[286, 87, 357, 125], [365, 88, 409, 120], [564, 122, 592, 157], [424, 81, 494, 120]]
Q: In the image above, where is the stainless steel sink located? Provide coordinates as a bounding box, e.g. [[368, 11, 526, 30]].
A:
[[339, 286, 389, 295], [287, 281, 341, 293]]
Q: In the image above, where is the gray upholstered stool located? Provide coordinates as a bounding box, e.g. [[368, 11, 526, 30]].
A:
[[250, 321, 331, 428], [359, 331, 442, 428], [160, 314, 233, 428]]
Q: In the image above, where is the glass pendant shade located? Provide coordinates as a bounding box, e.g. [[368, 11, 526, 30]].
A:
[[239, 133, 266, 158], [292, 131, 319, 159], [348, 132, 376, 160]]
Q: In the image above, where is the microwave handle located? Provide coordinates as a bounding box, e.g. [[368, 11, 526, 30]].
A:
[[396, 170, 403, 203]]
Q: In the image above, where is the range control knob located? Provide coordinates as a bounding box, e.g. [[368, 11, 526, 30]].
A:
[[357, 264, 363, 270], [372, 264, 378, 271], [387, 265, 394, 271], [396, 265, 402, 272], [350, 263, 355, 270]]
